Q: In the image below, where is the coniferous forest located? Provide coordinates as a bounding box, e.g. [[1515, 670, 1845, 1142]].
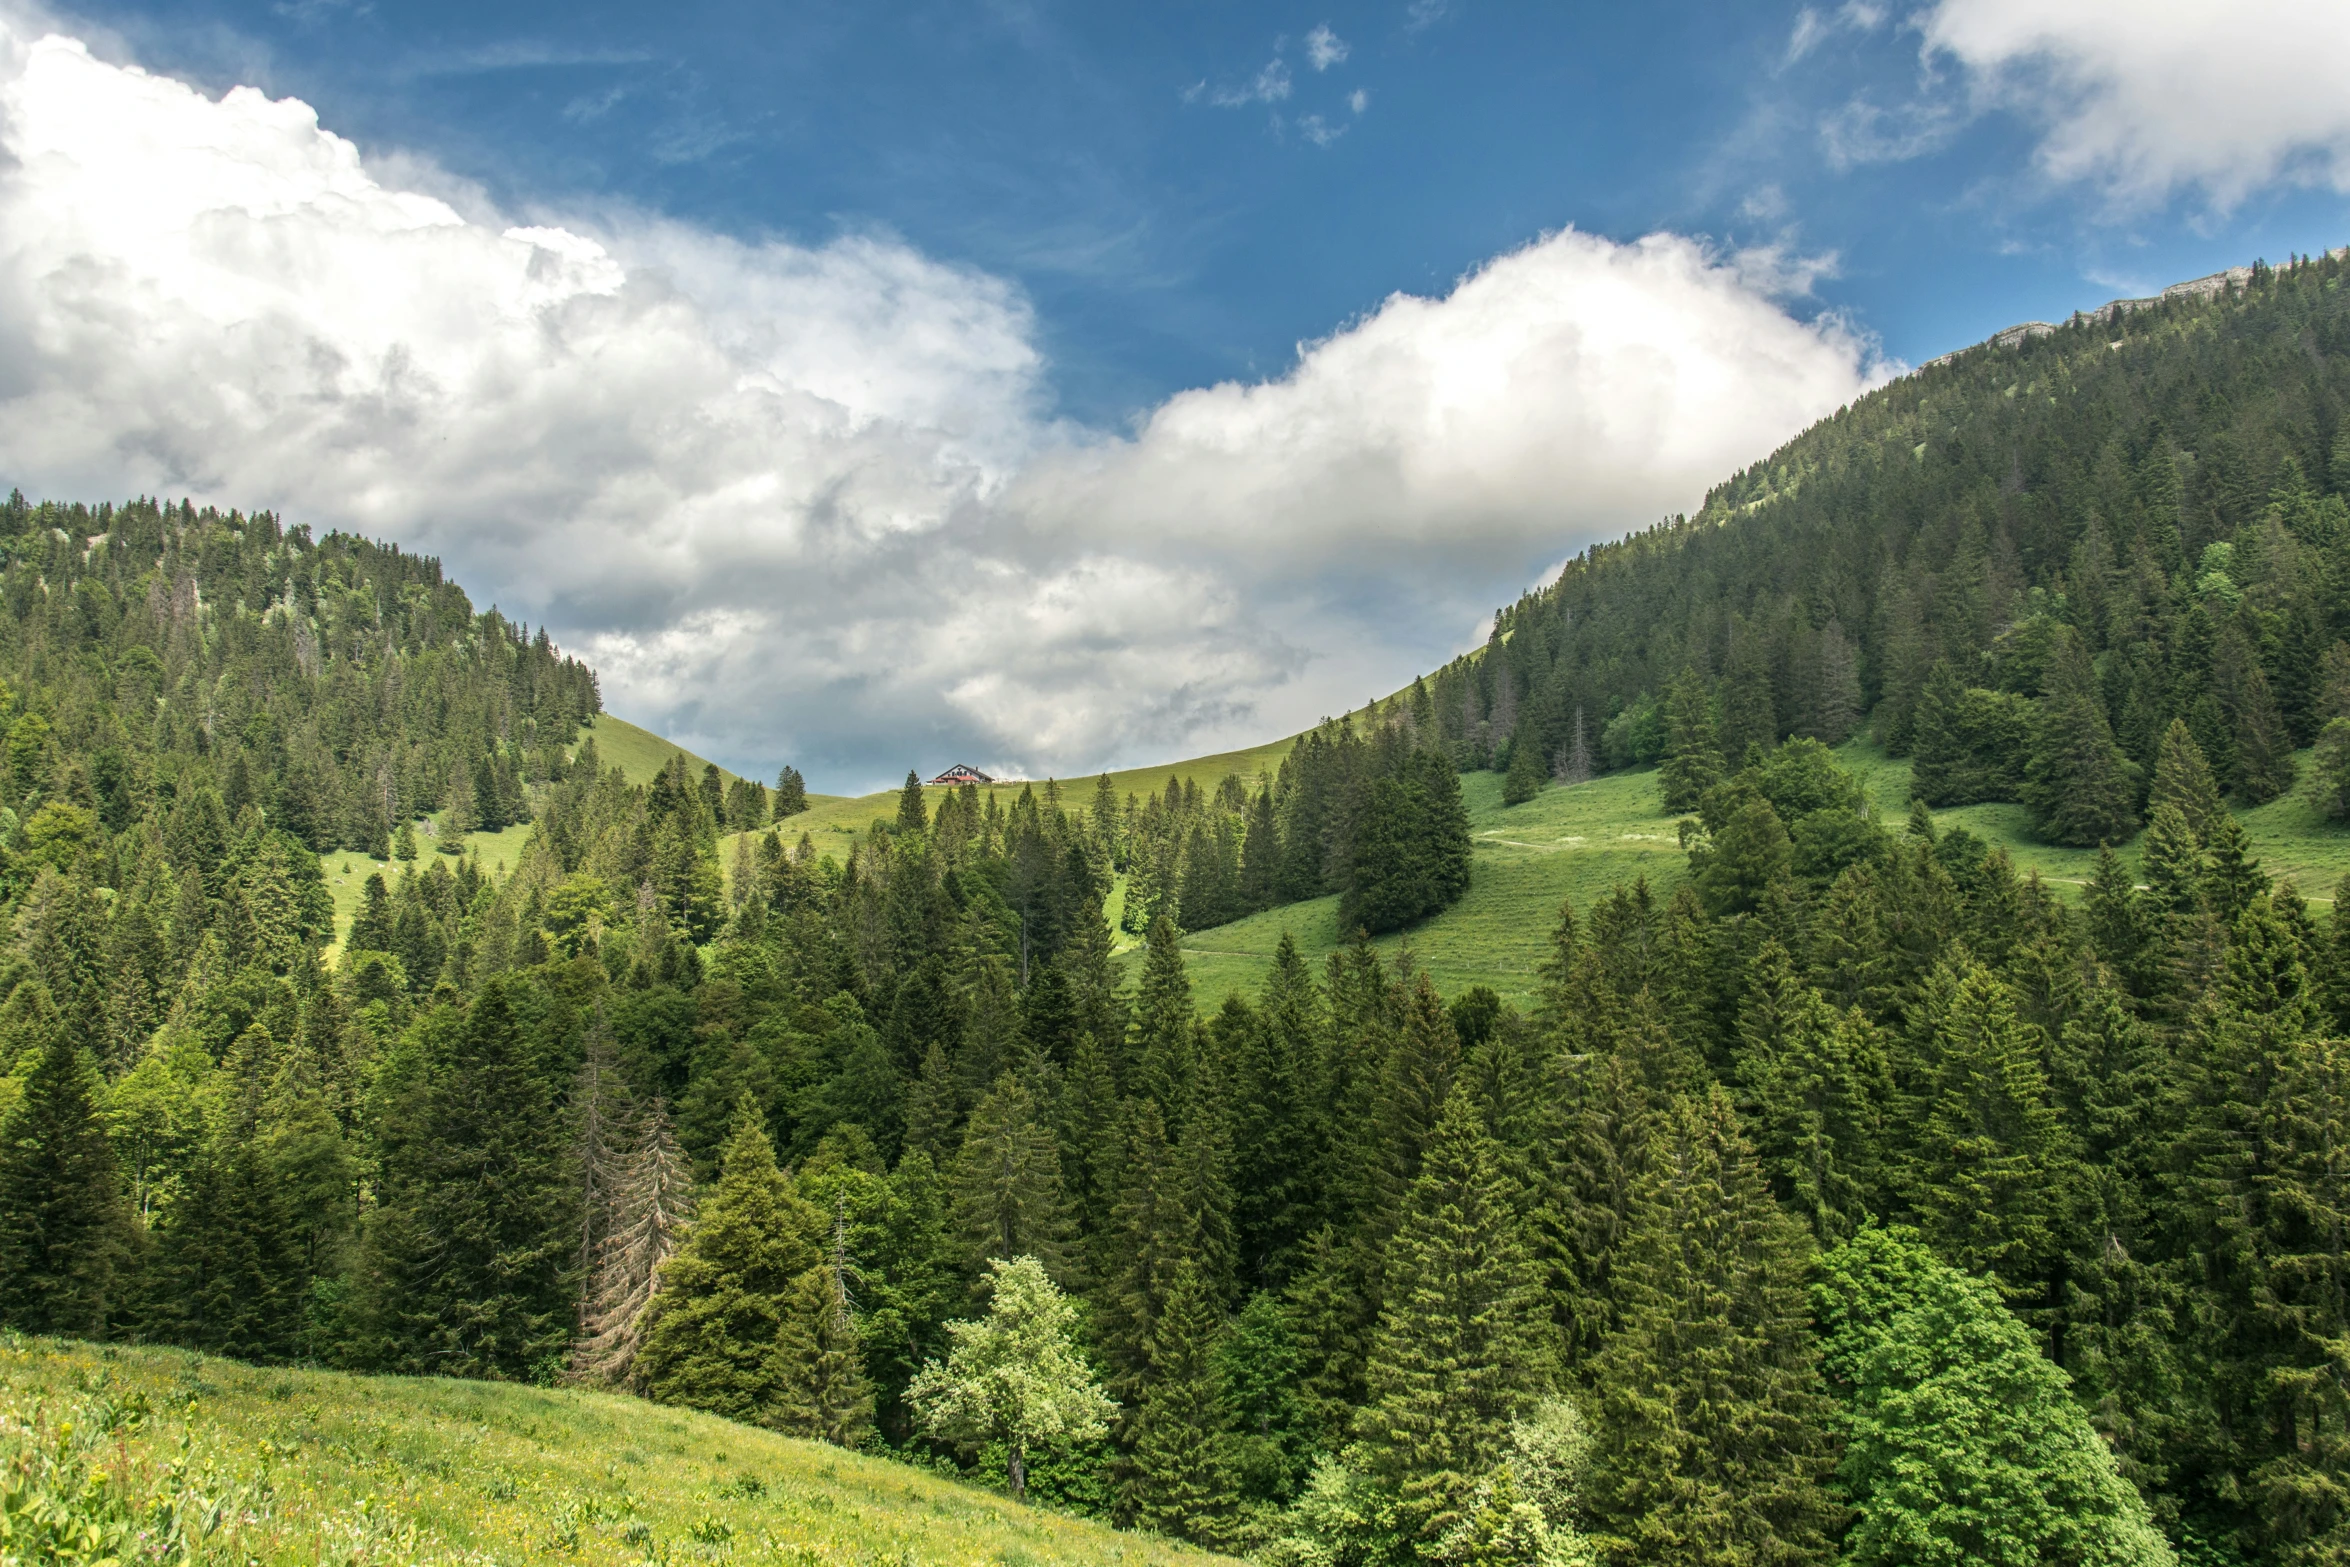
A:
[[10, 255, 2350, 1565]]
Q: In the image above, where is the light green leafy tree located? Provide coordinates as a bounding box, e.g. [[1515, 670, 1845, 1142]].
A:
[[907, 1255, 1116, 1501], [1816, 1226, 2174, 1567]]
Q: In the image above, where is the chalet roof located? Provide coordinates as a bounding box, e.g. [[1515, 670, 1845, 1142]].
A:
[[927, 763, 994, 786]]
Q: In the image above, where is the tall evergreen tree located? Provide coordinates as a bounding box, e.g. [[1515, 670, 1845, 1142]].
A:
[[353, 980, 576, 1378], [636, 1105, 824, 1425], [1128, 1259, 1241, 1548], [0, 1033, 123, 1336], [1585, 1087, 1840, 1567], [1353, 1091, 1548, 1551], [948, 1075, 1074, 1285], [1658, 667, 1724, 813]]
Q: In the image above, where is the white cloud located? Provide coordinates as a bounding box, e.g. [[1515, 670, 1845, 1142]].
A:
[[0, 19, 1886, 788], [1300, 113, 1345, 148], [1204, 56, 1291, 109], [1918, 0, 2350, 208], [1305, 24, 1348, 72], [1349, 87, 1369, 115]]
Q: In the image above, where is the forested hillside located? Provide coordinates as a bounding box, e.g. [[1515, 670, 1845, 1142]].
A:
[[10, 255, 2350, 1567], [1421, 250, 2350, 842]]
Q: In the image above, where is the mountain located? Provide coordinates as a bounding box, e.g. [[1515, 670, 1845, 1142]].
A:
[[9, 249, 2350, 1566]]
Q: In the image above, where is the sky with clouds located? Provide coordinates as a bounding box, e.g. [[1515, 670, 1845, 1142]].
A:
[[0, 1, 2346, 791]]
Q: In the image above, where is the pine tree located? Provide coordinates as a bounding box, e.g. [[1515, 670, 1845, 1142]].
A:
[[1585, 1087, 1840, 1566], [774, 765, 808, 818], [897, 770, 928, 834], [147, 1138, 303, 1360], [1908, 660, 1974, 807], [2023, 635, 2138, 847], [769, 1205, 876, 1448], [354, 980, 577, 1378], [2152, 718, 2228, 843], [1502, 728, 1546, 806], [1133, 915, 1196, 1120], [1127, 1259, 1240, 1547], [1231, 933, 1326, 1290], [0, 1032, 125, 1336], [948, 1075, 1073, 1285], [636, 1104, 824, 1424], [1658, 668, 1723, 813], [1353, 1091, 1548, 1551], [1908, 964, 2064, 1291], [1735, 944, 1885, 1242]]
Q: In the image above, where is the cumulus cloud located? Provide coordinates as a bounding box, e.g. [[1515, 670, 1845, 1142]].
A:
[[1917, 0, 2350, 209], [1305, 25, 1348, 72], [0, 19, 1885, 789]]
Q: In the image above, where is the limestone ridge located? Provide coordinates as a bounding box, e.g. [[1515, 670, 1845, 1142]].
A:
[[1918, 248, 2350, 370]]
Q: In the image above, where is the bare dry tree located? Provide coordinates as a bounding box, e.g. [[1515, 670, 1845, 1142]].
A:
[[566, 1096, 694, 1388]]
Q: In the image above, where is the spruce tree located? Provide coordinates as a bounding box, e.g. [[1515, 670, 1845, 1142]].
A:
[[1231, 933, 1326, 1289], [769, 1208, 876, 1448], [896, 769, 928, 834], [2023, 635, 2137, 847], [1586, 1087, 1840, 1566], [948, 1075, 1073, 1285], [1735, 944, 1886, 1242], [354, 980, 577, 1378], [0, 1033, 124, 1336], [1502, 729, 1546, 806], [568, 1097, 694, 1389], [1127, 1259, 1240, 1548], [2151, 718, 2227, 843], [1133, 915, 1197, 1120], [147, 1138, 303, 1360], [1354, 1091, 1548, 1550], [1657, 668, 1723, 813], [1908, 964, 2064, 1291], [636, 1105, 824, 1424], [1908, 660, 1973, 807]]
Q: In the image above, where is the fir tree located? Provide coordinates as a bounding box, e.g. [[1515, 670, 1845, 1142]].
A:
[[1585, 1087, 1840, 1566], [568, 1097, 694, 1389], [2023, 635, 2138, 847], [636, 1104, 824, 1424], [1907, 964, 2064, 1291], [897, 770, 929, 834], [770, 1204, 876, 1448], [353, 980, 577, 1378], [1128, 1259, 1241, 1547], [0, 1033, 125, 1336], [1657, 667, 1724, 813], [1502, 729, 1546, 806], [948, 1075, 1074, 1285], [1354, 1091, 1548, 1551]]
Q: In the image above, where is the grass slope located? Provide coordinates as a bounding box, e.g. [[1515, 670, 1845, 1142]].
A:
[[1148, 740, 2350, 1013], [757, 737, 1301, 868], [0, 1336, 1232, 1567]]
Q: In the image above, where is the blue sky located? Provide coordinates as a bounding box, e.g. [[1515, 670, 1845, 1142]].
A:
[[5, 0, 2350, 787], [79, 0, 2348, 422]]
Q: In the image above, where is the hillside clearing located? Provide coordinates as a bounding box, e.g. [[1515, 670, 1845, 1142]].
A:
[[0, 1337, 1234, 1567]]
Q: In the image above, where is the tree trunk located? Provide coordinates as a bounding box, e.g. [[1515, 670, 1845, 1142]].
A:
[[1008, 1441, 1026, 1502]]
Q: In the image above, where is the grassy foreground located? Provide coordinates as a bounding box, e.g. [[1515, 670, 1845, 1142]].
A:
[[0, 1336, 1232, 1567]]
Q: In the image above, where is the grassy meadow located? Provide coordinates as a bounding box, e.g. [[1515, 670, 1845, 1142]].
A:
[[1143, 738, 2350, 1013], [0, 1335, 1234, 1567], [325, 705, 2350, 999]]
